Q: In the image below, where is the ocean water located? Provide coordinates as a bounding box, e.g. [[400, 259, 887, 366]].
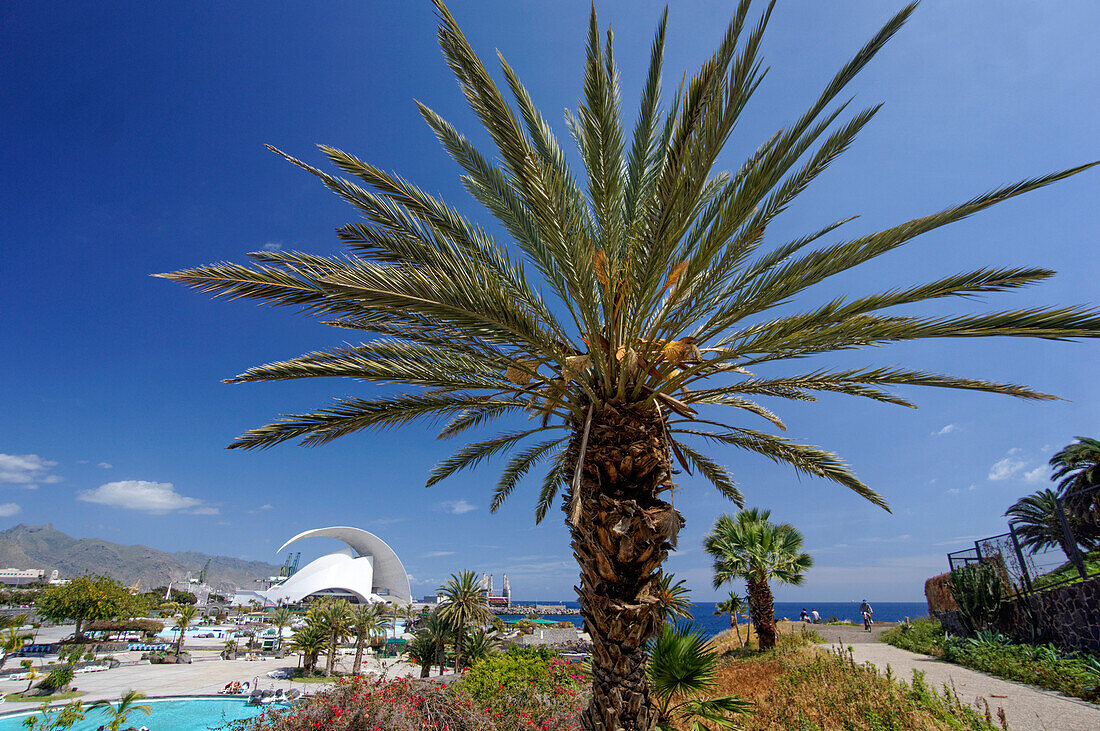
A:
[[504, 601, 928, 637]]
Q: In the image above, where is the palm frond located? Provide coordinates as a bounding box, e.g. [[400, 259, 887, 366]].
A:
[[491, 438, 567, 512], [669, 440, 744, 506], [428, 428, 556, 487]]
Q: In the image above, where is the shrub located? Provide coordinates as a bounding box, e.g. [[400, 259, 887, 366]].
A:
[[882, 617, 947, 656], [38, 665, 74, 691], [941, 635, 1099, 702], [459, 652, 587, 714]]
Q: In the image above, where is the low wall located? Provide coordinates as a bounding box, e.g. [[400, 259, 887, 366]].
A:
[[932, 575, 1100, 652]]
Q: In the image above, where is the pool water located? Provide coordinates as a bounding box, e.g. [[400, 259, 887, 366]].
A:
[[0, 697, 267, 731]]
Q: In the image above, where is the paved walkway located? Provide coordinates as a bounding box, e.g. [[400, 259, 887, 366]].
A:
[[817, 624, 1100, 731]]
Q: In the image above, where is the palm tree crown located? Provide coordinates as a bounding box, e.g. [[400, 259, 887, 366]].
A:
[[89, 690, 152, 731], [1050, 437, 1100, 495], [437, 570, 491, 667], [159, 0, 1100, 725]]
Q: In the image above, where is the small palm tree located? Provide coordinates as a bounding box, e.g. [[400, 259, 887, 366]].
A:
[[174, 605, 198, 657], [288, 621, 328, 673], [654, 573, 694, 621], [89, 690, 152, 731], [0, 626, 32, 668], [647, 623, 752, 730], [349, 602, 385, 676], [312, 598, 353, 676], [1006, 488, 1075, 558], [269, 607, 295, 652], [436, 571, 491, 668], [407, 633, 437, 679], [714, 591, 747, 647], [704, 509, 812, 650], [160, 0, 1100, 723], [419, 610, 452, 676], [462, 628, 497, 666]]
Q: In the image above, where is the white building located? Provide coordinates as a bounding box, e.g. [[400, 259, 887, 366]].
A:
[[232, 526, 412, 607], [0, 568, 45, 586]]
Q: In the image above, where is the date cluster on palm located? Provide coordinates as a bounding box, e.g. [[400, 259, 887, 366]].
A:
[[567, 403, 684, 730]]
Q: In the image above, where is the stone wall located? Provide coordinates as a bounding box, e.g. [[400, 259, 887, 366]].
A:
[[932, 575, 1100, 652]]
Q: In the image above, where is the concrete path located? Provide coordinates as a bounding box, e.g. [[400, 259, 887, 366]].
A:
[[817, 625, 1100, 731]]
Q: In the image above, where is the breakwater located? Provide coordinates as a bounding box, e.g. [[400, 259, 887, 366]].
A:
[[491, 604, 582, 616]]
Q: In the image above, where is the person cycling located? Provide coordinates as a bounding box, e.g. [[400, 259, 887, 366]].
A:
[[860, 600, 874, 631]]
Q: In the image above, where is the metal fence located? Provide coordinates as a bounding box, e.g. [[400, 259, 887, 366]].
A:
[[945, 482, 1100, 599]]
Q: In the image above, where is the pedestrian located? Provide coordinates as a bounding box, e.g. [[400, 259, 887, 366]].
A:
[[860, 599, 874, 631], [811, 608, 821, 624], [800, 608, 809, 623]]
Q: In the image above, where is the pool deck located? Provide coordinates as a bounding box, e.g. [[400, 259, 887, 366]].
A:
[[1, 625, 440, 705]]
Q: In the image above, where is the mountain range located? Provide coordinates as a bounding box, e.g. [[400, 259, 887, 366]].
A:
[[0, 523, 281, 593]]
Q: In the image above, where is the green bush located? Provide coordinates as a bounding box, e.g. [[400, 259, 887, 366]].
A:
[[941, 635, 1099, 701], [882, 617, 947, 656], [38, 665, 74, 691], [460, 653, 583, 705]]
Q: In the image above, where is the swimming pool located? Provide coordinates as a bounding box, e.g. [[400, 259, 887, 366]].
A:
[[0, 696, 268, 730]]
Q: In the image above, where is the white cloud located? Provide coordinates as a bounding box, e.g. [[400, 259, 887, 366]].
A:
[[97, 462, 112, 469], [263, 241, 283, 251], [0, 453, 62, 489], [859, 534, 911, 543], [77, 480, 218, 515], [968, 484, 978, 491], [437, 499, 477, 515], [421, 551, 456, 558], [0, 503, 21, 517], [946, 488, 961, 495], [1023, 466, 1047, 484], [988, 457, 1025, 481], [934, 424, 958, 436]]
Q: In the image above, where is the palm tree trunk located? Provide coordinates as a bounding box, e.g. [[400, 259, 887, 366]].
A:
[[566, 403, 682, 731], [732, 615, 743, 648], [746, 576, 776, 650], [352, 632, 365, 676], [325, 632, 337, 676]]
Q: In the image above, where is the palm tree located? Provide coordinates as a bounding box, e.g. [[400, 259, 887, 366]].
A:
[[462, 628, 497, 666], [173, 604, 197, 657], [288, 621, 328, 674], [270, 607, 295, 652], [312, 598, 353, 676], [0, 626, 32, 668], [349, 602, 385, 676], [89, 690, 152, 731], [1050, 437, 1100, 548], [704, 509, 812, 650], [159, 0, 1100, 724], [714, 591, 747, 647], [419, 610, 452, 676], [647, 623, 751, 730], [1006, 488, 1075, 558], [654, 573, 693, 622], [436, 571, 491, 668], [407, 633, 437, 679]]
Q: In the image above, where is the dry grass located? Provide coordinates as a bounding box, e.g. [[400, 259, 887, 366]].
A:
[[703, 637, 1006, 730]]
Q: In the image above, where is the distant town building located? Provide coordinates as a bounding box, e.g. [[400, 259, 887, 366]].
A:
[[0, 568, 45, 586], [478, 571, 512, 606]]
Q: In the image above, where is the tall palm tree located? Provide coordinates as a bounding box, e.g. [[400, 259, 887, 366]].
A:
[[704, 509, 812, 650], [714, 591, 747, 647], [436, 571, 491, 668], [1050, 437, 1100, 548], [312, 598, 353, 676], [654, 574, 693, 622], [159, 0, 1100, 725], [349, 602, 385, 676], [173, 604, 198, 657], [647, 623, 751, 730], [89, 690, 153, 731], [270, 607, 295, 652], [0, 626, 32, 668]]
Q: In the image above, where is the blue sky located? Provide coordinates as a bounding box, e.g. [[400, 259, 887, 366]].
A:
[[2, 1, 1097, 603]]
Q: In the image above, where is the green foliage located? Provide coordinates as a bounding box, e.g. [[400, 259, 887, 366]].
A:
[[948, 563, 1002, 634], [704, 509, 813, 588], [882, 617, 947, 656], [647, 622, 751, 730], [35, 575, 136, 637], [88, 690, 153, 731], [38, 665, 74, 691], [655, 573, 695, 622], [20, 700, 85, 730], [460, 652, 584, 706]]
